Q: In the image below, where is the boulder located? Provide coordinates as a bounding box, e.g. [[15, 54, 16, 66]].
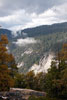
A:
[[0, 88, 46, 100]]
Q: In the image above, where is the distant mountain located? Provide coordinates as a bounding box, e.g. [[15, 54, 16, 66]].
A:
[[12, 22, 67, 73], [0, 28, 12, 39], [1, 22, 67, 39], [19, 22, 67, 37], [0, 22, 67, 73]]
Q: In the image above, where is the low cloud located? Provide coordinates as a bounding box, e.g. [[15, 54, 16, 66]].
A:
[[13, 38, 37, 46]]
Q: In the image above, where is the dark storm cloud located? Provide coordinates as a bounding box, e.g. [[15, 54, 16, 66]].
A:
[[0, 0, 67, 17]]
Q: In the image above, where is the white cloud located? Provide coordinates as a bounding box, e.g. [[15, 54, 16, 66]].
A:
[[0, 3, 67, 31], [0, 0, 66, 16], [13, 38, 37, 46], [23, 3, 67, 29]]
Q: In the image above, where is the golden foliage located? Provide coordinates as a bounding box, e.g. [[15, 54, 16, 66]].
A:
[[0, 35, 16, 91]]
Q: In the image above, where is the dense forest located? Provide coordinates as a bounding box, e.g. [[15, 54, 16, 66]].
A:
[[0, 22, 67, 73], [11, 31, 67, 73], [0, 35, 67, 100], [15, 44, 67, 100], [0, 0, 67, 99]]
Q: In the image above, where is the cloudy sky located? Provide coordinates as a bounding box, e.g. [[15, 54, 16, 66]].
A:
[[0, 0, 67, 31]]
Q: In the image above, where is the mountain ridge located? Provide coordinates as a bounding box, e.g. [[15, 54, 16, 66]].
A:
[[0, 22, 67, 73], [18, 22, 67, 37], [1, 21, 67, 38]]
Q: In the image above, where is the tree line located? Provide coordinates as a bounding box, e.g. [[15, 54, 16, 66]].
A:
[[0, 35, 67, 100]]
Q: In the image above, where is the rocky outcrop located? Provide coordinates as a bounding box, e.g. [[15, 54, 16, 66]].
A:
[[0, 88, 46, 100]]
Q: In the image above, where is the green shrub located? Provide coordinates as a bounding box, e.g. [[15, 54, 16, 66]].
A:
[[28, 96, 57, 100]]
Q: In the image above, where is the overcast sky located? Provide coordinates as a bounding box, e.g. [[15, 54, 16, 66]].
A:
[[0, 0, 67, 31]]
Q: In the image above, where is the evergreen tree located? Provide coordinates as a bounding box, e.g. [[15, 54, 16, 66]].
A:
[[0, 35, 17, 91], [44, 44, 67, 99]]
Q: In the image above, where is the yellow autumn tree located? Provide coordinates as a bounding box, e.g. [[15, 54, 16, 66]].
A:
[[0, 34, 17, 91]]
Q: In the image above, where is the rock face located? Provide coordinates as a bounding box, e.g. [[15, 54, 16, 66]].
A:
[[29, 53, 54, 74], [0, 88, 46, 100]]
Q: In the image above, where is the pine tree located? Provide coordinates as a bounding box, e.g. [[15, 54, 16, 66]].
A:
[[0, 34, 17, 91], [44, 44, 67, 99]]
